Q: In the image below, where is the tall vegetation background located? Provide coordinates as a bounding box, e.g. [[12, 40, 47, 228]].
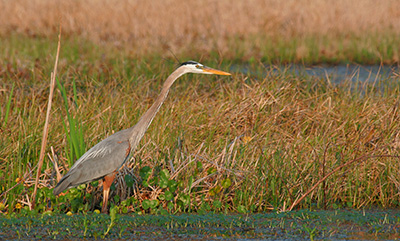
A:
[[1, 0, 399, 63]]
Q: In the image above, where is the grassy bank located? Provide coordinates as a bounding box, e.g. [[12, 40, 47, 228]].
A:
[[1, 36, 400, 215]]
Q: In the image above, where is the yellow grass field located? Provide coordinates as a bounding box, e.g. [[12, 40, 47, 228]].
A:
[[1, 0, 400, 62]]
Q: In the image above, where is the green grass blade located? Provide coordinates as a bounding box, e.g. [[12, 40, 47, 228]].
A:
[[56, 78, 86, 164], [3, 83, 15, 126]]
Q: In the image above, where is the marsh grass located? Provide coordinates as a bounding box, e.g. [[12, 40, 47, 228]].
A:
[[1, 36, 400, 214], [2, 82, 14, 126]]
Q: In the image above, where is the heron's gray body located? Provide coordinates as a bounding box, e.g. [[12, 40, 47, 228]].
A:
[[53, 127, 133, 195]]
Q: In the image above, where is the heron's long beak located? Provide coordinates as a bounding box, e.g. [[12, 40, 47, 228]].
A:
[[203, 66, 231, 75]]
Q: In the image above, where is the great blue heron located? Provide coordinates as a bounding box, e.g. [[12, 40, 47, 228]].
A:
[[53, 61, 231, 213]]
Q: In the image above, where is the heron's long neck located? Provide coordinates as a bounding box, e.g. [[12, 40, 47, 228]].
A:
[[128, 68, 185, 148]]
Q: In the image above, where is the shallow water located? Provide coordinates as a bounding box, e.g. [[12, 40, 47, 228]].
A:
[[1, 209, 399, 240], [234, 64, 399, 83]]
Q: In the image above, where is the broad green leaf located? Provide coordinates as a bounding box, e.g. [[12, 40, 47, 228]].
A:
[[139, 166, 151, 180], [142, 200, 151, 210], [213, 200, 222, 209], [237, 205, 247, 213], [124, 174, 135, 187], [164, 190, 174, 201], [159, 178, 168, 189], [222, 178, 232, 188], [160, 169, 170, 180], [179, 194, 190, 206], [149, 199, 159, 209]]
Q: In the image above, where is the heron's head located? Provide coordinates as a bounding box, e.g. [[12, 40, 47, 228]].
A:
[[179, 61, 231, 76]]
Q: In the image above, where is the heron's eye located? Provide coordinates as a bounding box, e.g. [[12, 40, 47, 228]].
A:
[[195, 65, 202, 69]]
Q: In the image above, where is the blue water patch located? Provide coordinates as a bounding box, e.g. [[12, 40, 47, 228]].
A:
[[233, 64, 399, 83]]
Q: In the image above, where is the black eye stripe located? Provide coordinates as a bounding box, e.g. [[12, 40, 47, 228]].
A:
[[180, 61, 200, 66]]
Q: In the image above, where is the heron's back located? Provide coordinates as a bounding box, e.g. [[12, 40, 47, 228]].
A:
[[53, 127, 133, 195]]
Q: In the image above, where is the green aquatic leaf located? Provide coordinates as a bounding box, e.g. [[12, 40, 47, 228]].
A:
[[222, 178, 232, 188]]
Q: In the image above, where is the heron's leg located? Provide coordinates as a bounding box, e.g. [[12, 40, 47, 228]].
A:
[[102, 172, 116, 213]]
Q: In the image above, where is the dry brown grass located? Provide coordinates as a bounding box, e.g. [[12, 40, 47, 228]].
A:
[[1, 0, 400, 61]]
